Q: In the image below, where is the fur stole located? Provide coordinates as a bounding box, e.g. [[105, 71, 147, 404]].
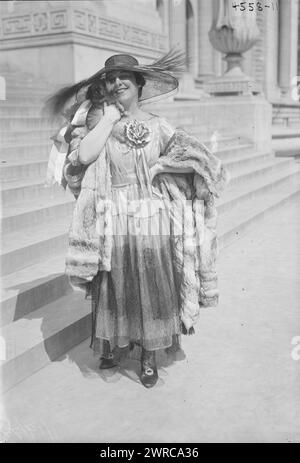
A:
[[153, 130, 229, 330]]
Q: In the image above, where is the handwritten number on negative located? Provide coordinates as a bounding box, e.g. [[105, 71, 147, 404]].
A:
[[231, 2, 278, 11]]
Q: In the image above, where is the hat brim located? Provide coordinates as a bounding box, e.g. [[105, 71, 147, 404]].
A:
[[96, 65, 179, 102]]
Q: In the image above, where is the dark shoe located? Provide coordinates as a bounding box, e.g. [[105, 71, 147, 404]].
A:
[[99, 340, 118, 369], [99, 353, 118, 369], [140, 348, 158, 388]]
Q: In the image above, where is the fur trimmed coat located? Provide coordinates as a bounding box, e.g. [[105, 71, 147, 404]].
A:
[[47, 104, 228, 332]]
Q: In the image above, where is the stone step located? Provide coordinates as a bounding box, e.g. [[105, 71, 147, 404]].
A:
[[223, 151, 272, 175], [1, 194, 75, 234], [273, 119, 300, 126], [0, 291, 91, 393], [0, 159, 48, 182], [6, 81, 57, 90], [3, 93, 50, 105], [0, 128, 54, 143], [219, 169, 300, 248], [4, 91, 52, 102], [272, 126, 300, 139], [273, 117, 300, 124], [0, 142, 52, 161], [0, 64, 31, 74], [273, 108, 300, 116], [272, 138, 300, 159], [0, 216, 69, 276], [0, 254, 72, 327], [0, 104, 44, 117], [0, 179, 67, 205], [273, 108, 300, 115], [287, 117, 300, 124], [227, 156, 292, 188], [0, 116, 56, 131], [217, 163, 300, 214], [272, 117, 286, 125], [4, 84, 53, 94], [4, 83, 55, 93]]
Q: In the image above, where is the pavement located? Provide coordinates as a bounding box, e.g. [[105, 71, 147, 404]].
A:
[[1, 198, 300, 443]]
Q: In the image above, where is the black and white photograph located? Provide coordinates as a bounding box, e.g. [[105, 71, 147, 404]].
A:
[[0, 0, 299, 445]]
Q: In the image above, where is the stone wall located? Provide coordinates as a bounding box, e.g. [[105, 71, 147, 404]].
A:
[[0, 0, 167, 84]]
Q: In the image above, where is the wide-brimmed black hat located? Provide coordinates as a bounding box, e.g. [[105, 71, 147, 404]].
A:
[[95, 51, 184, 101], [44, 49, 186, 117]]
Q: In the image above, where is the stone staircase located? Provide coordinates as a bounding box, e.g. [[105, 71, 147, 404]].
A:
[[1, 73, 300, 393], [271, 101, 300, 160], [272, 101, 300, 127], [272, 125, 300, 162]]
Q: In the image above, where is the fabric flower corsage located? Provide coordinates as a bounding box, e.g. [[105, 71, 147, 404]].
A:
[[124, 119, 151, 149]]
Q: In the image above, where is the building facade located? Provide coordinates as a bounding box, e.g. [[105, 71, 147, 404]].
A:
[[0, 0, 299, 104]]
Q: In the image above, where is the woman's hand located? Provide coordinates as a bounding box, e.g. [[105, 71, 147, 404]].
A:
[[79, 102, 123, 165], [149, 163, 194, 183], [102, 101, 123, 124]]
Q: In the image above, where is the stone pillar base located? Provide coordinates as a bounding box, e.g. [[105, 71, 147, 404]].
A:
[[187, 95, 272, 153], [175, 72, 209, 101], [203, 67, 262, 97]]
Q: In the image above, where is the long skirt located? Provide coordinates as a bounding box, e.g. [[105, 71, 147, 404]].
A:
[[89, 182, 182, 359]]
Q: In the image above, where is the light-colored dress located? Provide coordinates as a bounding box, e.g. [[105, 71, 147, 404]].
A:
[[90, 115, 182, 358]]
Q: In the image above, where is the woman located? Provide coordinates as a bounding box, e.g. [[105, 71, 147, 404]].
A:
[[45, 51, 227, 388]]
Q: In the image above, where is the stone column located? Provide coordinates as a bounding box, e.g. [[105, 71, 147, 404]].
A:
[[260, 5, 281, 100], [168, 0, 207, 97], [197, 0, 215, 82], [169, 0, 187, 63], [278, 0, 299, 98], [156, 0, 169, 35]]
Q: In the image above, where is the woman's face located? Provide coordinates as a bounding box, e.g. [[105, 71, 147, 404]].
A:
[[105, 70, 139, 105]]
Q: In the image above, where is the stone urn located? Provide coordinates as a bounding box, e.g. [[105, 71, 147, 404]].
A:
[[209, 0, 260, 75], [207, 0, 261, 94]]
